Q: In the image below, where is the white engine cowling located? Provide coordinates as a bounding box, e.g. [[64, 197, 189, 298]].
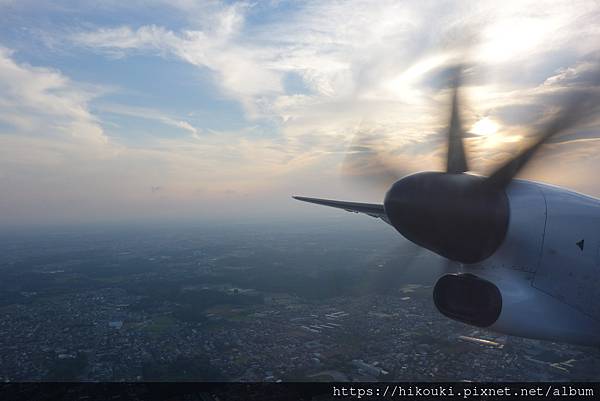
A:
[[431, 179, 600, 346]]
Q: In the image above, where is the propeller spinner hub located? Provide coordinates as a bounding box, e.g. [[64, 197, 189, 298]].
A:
[[383, 172, 509, 264]]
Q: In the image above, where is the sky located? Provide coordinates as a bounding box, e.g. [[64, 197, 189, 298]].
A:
[[1, 0, 600, 226]]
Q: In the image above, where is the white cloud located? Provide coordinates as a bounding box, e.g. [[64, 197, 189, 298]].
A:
[[68, 0, 600, 183], [70, 1, 600, 124], [73, 25, 178, 54], [0, 46, 108, 151], [96, 103, 201, 139], [73, 3, 282, 117], [0, 46, 308, 225], [3, 0, 600, 224]]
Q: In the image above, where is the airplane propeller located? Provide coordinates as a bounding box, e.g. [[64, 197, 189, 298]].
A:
[[485, 75, 600, 189], [445, 69, 469, 174], [343, 63, 600, 264], [342, 66, 470, 191]]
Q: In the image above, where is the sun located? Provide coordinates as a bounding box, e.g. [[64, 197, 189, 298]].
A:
[[471, 117, 498, 137], [470, 117, 508, 148]]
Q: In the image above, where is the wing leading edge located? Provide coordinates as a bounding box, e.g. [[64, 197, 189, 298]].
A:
[[292, 196, 387, 221]]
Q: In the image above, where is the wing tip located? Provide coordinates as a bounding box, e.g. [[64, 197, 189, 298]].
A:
[[292, 195, 310, 202]]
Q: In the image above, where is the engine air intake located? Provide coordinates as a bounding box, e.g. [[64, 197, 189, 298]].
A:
[[433, 274, 502, 327]]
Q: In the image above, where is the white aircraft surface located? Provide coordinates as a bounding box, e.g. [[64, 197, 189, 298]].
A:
[[294, 69, 600, 346]]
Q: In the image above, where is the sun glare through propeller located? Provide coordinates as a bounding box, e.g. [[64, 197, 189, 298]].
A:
[[383, 66, 508, 264], [347, 64, 600, 264], [484, 69, 600, 189]]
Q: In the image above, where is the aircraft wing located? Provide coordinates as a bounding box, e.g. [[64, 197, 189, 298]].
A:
[[292, 196, 388, 221]]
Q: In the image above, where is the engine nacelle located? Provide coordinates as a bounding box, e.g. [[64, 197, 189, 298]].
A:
[[433, 271, 600, 346]]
